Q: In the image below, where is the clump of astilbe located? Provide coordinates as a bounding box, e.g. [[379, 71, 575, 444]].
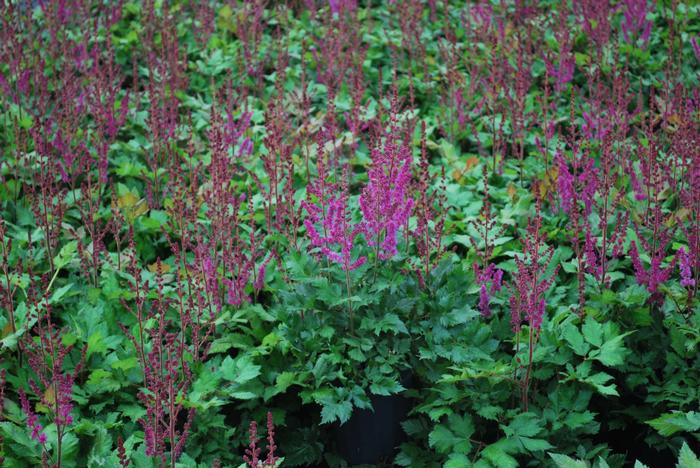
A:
[[578, 67, 635, 292], [18, 275, 85, 468], [394, 0, 428, 79], [303, 123, 366, 273], [620, 0, 653, 47], [233, 0, 269, 94], [410, 123, 448, 289], [359, 96, 415, 261], [303, 137, 365, 331], [120, 256, 196, 468], [627, 97, 679, 303], [469, 166, 505, 317], [85, 32, 130, 185], [311, 0, 360, 97], [260, 53, 304, 249], [436, 6, 486, 144], [140, 0, 189, 207], [198, 103, 269, 308], [479, 12, 509, 173], [329, 0, 357, 16], [0, 221, 21, 335], [555, 99, 599, 310], [574, 0, 612, 59], [544, 5, 575, 94], [509, 199, 559, 411], [506, 28, 535, 183], [243, 412, 279, 468], [675, 92, 700, 304]]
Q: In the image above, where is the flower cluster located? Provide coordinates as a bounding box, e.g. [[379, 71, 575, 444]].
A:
[[19, 390, 47, 445], [359, 123, 414, 260], [474, 263, 503, 317]]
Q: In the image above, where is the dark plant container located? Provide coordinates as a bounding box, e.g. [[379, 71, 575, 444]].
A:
[[334, 373, 414, 465]]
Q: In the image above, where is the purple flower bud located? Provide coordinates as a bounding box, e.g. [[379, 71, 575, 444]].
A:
[[679, 248, 695, 288]]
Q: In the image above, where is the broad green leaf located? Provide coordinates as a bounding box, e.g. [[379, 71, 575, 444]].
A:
[[648, 411, 700, 437], [678, 443, 700, 468], [549, 452, 589, 468]]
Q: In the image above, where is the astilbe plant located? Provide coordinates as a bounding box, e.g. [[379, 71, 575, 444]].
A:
[[509, 199, 559, 411], [243, 412, 279, 468], [410, 122, 448, 289], [120, 254, 196, 468], [198, 102, 270, 307], [18, 275, 85, 467], [620, 0, 653, 47], [359, 98, 415, 261], [675, 91, 700, 305], [627, 95, 680, 303], [470, 166, 505, 317]]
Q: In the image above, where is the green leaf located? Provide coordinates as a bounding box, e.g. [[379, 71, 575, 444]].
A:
[[648, 411, 700, 437], [320, 398, 353, 425], [428, 414, 474, 454], [587, 372, 619, 396], [591, 332, 631, 367], [481, 439, 518, 468], [563, 324, 590, 356], [677, 443, 700, 468], [549, 453, 589, 468], [445, 454, 471, 468], [275, 372, 297, 393], [220, 355, 261, 384], [519, 437, 553, 452], [369, 377, 404, 396], [582, 318, 603, 347], [111, 357, 139, 371]]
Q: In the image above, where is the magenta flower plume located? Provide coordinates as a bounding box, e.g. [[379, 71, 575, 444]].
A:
[[621, 0, 653, 46], [678, 247, 695, 288], [19, 389, 47, 445], [359, 127, 414, 260], [474, 263, 504, 317], [629, 240, 676, 294], [303, 163, 366, 272], [692, 37, 700, 62]]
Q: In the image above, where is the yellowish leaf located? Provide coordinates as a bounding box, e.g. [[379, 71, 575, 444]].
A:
[[148, 262, 171, 274]]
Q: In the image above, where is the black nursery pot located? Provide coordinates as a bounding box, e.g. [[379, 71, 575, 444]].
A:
[[334, 373, 414, 465]]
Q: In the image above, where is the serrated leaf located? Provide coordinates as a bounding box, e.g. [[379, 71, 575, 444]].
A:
[[591, 332, 631, 367], [582, 318, 603, 347], [220, 355, 261, 384], [320, 399, 352, 425], [648, 411, 700, 437], [549, 453, 589, 468], [677, 442, 700, 468], [563, 324, 590, 356]]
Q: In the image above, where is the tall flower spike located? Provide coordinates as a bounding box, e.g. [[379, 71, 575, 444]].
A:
[[359, 119, 414, 260]]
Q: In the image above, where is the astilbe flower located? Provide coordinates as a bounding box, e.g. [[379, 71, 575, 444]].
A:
[[692, 37, 700, 62], [469, 165, 506, 313], [544, 5, 575, 93], [18, 389, 47, 445], [18, 273, 85, 466], [243, 412, 279, 468], [555, 150, 598, 218], [359, 117, 414, 260], [678, 248, 695, 288], [410, 123, 447, 288], [509, 201, 559, 333], [620, 0, 653, 46], [474, 262, 503, 317], [629, 240, 676, 294], [303, 150, 366, 271]]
